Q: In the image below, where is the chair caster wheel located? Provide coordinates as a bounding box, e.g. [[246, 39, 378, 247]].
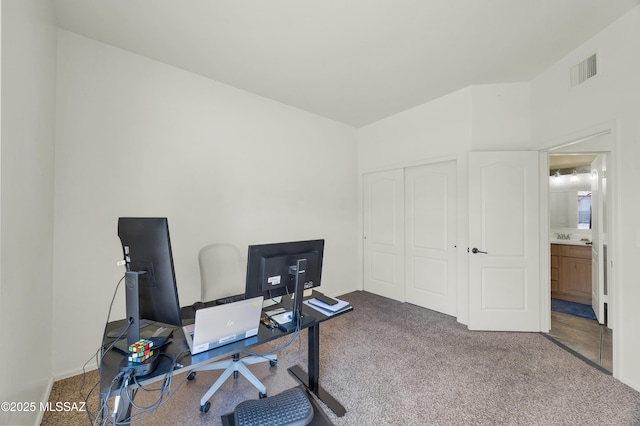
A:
[[187, 371, 196, 381], [269, 360, 277, 367], [259, 392, 267, 399], [200, 401, 210, 413]]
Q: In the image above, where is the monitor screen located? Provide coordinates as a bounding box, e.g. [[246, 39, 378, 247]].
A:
[[117, 217, 182, 327], [245, 239, 324, 301]]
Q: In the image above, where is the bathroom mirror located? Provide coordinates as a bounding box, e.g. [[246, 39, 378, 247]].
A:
[[549, 191, 592, 229], [549, 169, 592, 231]]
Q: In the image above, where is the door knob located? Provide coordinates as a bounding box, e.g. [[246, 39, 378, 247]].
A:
[[471, 248, 488, 254]]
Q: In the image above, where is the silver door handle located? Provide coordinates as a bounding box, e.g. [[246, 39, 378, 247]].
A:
[[471, 248, 488, 254]]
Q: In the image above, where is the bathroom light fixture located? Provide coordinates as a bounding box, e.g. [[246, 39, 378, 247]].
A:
[[571, 169, 578, 183]]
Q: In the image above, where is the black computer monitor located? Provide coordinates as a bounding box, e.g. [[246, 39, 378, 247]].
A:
[[117, 218, 182, 336], [245, 239, 324, 330], [245, 239, 324, 299]]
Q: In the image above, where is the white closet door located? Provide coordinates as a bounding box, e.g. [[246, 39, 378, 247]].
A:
[[405, 161, 457, 316], [363, 170, 405, 302]]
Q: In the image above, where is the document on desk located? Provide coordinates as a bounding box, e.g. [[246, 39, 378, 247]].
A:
[[304, 297, 351, 316]]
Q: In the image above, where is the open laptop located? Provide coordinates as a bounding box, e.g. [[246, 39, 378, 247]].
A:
[[183, 296, 263, 355]]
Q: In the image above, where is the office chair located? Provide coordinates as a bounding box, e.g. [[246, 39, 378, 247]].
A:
[[188, 243, 277, 414]]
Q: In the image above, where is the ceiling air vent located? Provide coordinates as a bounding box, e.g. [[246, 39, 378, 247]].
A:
[[570, 53, 598, 87]]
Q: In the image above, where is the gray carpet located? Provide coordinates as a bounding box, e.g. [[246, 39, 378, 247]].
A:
[[42, 291, 640, 425]]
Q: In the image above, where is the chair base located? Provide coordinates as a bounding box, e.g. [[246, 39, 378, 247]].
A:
[[193, 354, 277, 408]]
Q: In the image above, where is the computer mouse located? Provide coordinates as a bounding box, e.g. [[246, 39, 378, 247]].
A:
[[192, 301, 205, 311]]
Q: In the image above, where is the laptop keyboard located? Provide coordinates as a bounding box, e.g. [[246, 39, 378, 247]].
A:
[[216, 294, 246, 305]]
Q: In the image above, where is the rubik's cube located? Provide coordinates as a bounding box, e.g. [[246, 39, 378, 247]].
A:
[[128, 339, 154, 363]]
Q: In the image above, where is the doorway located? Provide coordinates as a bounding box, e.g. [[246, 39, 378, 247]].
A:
[[544, 131, 614, 373]]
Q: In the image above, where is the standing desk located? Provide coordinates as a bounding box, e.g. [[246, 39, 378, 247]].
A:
[[99, 299, 352, 424]]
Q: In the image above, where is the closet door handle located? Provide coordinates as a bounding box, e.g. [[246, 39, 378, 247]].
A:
[[471, 248, 488, 254]]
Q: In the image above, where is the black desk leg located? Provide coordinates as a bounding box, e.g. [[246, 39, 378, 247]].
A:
[[288, 324, 346, 417], [308, 322, 319, 394]]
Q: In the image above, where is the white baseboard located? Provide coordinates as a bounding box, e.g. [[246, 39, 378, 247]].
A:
[[35, 377, 55, 426], [618, 373, 640, 394], [54, 360, 99, 382]]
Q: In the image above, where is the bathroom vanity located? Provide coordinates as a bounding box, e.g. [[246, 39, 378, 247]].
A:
[[551, 243, 592, 304]]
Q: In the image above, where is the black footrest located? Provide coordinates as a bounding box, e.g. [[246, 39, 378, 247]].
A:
[[234, 388, 314, 426]]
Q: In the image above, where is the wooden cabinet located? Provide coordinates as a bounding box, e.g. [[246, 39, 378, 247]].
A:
[[551, 244, 592, 305]]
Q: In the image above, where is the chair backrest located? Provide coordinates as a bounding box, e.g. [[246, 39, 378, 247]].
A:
[[198, 243, 245, 302]]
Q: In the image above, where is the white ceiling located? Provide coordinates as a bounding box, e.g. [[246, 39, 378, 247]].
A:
[[53, 0, 639, 127], [549, 154, 597, 171]]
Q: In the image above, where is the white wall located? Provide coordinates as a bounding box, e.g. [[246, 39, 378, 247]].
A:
[[358, 87, 472, 172], [470, 83, 531, 150], [0, 1, 57, 425], [530, 5, 640, 389], [53, 31, 358, 377], [358, 83, 531, 325]]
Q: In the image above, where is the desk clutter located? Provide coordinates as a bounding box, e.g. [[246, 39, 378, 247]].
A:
[[127, 339, 154, 363], [100, 294, 351, 425], [304, 294, 352, 316]]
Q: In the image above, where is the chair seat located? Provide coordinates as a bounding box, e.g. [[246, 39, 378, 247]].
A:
[[233, 387, 314, 426]]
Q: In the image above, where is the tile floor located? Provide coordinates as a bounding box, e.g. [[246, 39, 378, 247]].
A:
[[547, 310, 612, 373]]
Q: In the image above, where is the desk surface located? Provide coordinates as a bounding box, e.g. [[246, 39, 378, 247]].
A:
[[99, 296, 351, 398]]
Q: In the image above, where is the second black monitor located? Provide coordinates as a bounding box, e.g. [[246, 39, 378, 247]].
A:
[[117, 217, 182, 327], [245, 239, 324, 300]]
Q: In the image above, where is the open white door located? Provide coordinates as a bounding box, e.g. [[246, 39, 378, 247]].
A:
[[468, 152, 541, 331], [591, 155, 605, 324], [363, 170, 405, 302]]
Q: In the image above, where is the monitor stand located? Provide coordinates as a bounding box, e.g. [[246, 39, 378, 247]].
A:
[[119, 351, 160, 377], [118, 270, 159, 377], [273, 259, 315, 332], [270, 306, 316, 333]]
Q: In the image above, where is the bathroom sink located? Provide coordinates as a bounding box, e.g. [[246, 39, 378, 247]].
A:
[[550, 239, 591, 246]]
